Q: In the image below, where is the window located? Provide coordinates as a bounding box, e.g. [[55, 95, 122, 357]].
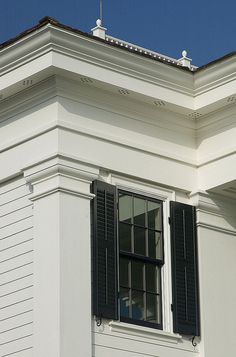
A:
[[118, 191, 163, 329], [92, 180, 200, 336]]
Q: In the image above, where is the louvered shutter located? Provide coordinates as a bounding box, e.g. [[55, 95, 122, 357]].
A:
[[91, 180, 118, 320], [170, 201, 200, 336]]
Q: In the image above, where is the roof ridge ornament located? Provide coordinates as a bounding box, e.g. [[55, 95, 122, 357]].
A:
[[178, 50, 192, 69], [91, 0, 107, 39], [91, 19, 107, 39]]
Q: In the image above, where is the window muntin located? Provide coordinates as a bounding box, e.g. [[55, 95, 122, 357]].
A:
[[118, 191, 164, 329]]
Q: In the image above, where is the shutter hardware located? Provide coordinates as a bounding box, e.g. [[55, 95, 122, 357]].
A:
[[192, 336, 197, 347], [96, 315, 102, 327]]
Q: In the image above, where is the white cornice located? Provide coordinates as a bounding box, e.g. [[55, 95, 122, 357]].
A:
[[0, 76, 57, 120], [23, 155, 99, 201], [0, 27, 52, 75], [1, 24, 236, 117], [0, 25, 194, 111], [194, 56, 236, 95]]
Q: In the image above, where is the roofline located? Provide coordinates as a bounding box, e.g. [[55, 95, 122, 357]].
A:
[[0, 17, 191, 72], [0, 16, 235, 72], [0, 17, 93, 49], [195, 51, 236, 72]]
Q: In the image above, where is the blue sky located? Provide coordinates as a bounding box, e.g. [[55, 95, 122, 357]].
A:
[[0, 0, 236, 67]]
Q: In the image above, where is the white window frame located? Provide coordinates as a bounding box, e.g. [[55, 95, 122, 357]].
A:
[[109, 173, 176, 334]]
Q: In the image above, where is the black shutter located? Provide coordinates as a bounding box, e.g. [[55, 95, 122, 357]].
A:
[[170, 201, 200, 336], [91, 180, 118, 320]]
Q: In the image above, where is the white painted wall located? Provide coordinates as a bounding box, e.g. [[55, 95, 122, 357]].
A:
[[0, 176, 33, 357], [196, 193, 236, 357], [1, 24, 236, 357]]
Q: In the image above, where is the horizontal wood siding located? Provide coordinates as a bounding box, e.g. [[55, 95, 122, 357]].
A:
[[93, 330, 199, 357], [0, 177, 33, 357]]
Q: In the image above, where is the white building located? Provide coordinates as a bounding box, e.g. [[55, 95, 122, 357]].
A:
[[1, 16, 236, 357]]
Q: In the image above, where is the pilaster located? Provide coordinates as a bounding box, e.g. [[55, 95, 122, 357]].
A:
[[23, 155, 99, 357], [190, 190, 236, 357]]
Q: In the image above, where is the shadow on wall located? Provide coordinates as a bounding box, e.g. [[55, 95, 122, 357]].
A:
[[207, 190, 236, 232]]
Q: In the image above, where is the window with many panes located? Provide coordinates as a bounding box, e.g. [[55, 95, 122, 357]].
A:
[[92, 180, 200, 336], [118, 191, 163, 329]]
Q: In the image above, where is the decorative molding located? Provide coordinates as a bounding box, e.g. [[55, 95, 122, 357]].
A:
[[29, 186, 95, 201], [109, 321, 182, 345], [2, 23, 236, 120], [194, 54, 236, 92], [1, 25, 194, 109], [189, 190, 236, 234], [111, 174, 175, 201], [196, 221, 236, 236], [0, 26, 52, 74], [0, 76, 57, 121], [189, 190, 236, 212], [197, 148, 236, 168], [23, 155, 99, 201], [56, 121, 196, 168]]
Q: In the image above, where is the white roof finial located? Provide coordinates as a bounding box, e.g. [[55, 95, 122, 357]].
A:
[[91, 18, 107, 39], [91, 2, 107, 39], [178, 49, 192, 69], [91, 1, 107, 39], [96, 19, 102, 27]]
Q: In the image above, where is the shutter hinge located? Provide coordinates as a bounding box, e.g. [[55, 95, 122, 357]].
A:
[[96, 315, 102, 327], [168, 217, 171, 225], [171, 303, 174, 312]]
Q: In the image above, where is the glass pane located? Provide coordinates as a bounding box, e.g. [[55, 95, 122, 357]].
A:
[[131, 290, 144, 320], [147, 201, 162, 230], [134, 197, 146, 226], [131, 261, 144, 290], [120, 288, 130, 318], [120, 258, 129, 287], [119, 194, 132, 224], [119, 223, 132, 252], [146, 293, 160, 324], [146, 264, 158, 293], [134, 227, 146, 255], [148, 231, 162, 259]]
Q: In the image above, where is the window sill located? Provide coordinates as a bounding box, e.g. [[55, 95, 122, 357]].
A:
[[109, 320, 182, 345]]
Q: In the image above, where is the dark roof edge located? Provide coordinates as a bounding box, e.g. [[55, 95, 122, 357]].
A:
[[1, 17, 235, 73], [195, 51, 236, 72], [0, 16, 93, 49], [0, 17, 192, 72]]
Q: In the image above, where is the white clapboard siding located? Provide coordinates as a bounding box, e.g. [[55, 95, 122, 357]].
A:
[[0, 310, 33, 332], [0, 298, 33, 321], [0, 177, 33, 357], [0, 206, 33, 230], [0, 219, 33, 241], [94, 336, 198, 357], [0, 229, 33, 252], [0, 240, 33, 264], [1, 338, 33, 357], [2, 348, 33, 357], [0, 263, 33, 287], [0, 275, 33, 298], [0, 251, 34, 276]]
